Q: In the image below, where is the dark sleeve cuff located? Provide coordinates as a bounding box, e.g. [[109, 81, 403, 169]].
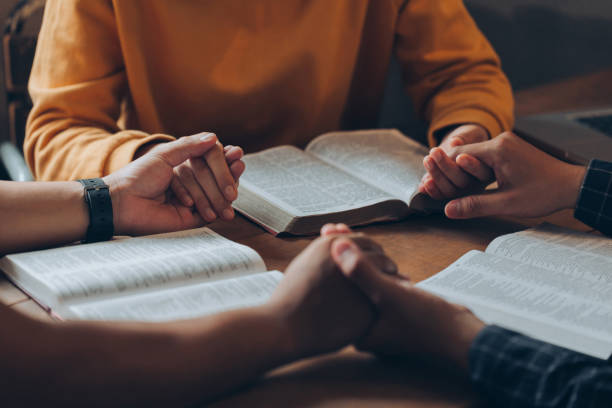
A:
[[469, 325, 611, 408], [574, 159, 612, 236]]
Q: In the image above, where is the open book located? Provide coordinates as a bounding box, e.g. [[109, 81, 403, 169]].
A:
[[0, 228, 282, 322], [234, 129, 439, 235], [418, 224, 612, 359]]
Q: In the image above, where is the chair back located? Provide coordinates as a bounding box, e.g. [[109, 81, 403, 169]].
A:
[[0, 0, 44, 180], [2, 0, 45, 150]]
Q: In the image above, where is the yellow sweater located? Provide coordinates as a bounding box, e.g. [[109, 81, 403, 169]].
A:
[[26, 0, 513, 180]]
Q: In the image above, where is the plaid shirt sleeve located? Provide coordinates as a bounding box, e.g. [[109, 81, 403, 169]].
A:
[[469, 325, 612, 408], [574, 160, 612, 236]]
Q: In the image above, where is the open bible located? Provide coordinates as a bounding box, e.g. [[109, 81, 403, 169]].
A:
[[0, 228, 282, 322], [418, 224, 612, 359], [234, 129, 439, 235]]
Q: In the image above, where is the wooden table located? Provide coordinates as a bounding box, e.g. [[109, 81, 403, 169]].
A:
[[1, 69, 609, 407]]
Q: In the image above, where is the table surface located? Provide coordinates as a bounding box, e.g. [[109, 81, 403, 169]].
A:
[[2, 68, 610, 407]]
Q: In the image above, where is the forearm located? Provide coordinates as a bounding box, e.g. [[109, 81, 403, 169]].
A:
[[0, 181, 88, 253], [1, 304, 294, 407], [395, 0, 514, 146]]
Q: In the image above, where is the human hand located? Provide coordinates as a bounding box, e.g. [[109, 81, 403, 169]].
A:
[[418, 124, 490, 200], [266, 224, 396, 359], [442, 132, 586, 219], [331, 239, 485, 372], [170, 133, 244, 222], [104, 134, 243, 236]]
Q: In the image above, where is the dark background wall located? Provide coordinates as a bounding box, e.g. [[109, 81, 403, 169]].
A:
[[467, 0, 612, 90], [380, 0, 612, 137]]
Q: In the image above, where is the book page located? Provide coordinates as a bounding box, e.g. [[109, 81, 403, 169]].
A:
[[238, 146, 394, 215], [0, 228, 265, 306], [417, 251, 612, 358], [305, 129, 428, 203], [486, 224, 612, 279], [65, 271, 283, 322]]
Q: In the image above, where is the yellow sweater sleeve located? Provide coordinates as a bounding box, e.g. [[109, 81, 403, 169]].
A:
[[394, 0, 514, 146], [25, 0, 173, 181]]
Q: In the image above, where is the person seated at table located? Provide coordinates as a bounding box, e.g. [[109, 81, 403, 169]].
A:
[[26, 0, 514, 224], [0, 134, 389, 406], [325, 135, 612, 408]]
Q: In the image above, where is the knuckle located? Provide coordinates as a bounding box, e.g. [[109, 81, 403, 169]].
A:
[[204, 142, 223, 158], [193, 196, 209, 207], [428, 163, 441, 178], [210, 196, 227, 211], [465, 196, 481, 214], [447, 146, 461, 160], [179, 135, 191, 146], [176, 163, 191, 178], [496, 132, 514, 150], [188, 156, 205, 170]]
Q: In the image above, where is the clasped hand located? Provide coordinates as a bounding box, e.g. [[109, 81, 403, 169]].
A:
[[266, 224, 484, 370], [420, 131, 586, 220], [104, 132, 245, 236]]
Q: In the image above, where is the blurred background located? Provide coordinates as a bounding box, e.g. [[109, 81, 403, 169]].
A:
[[380, 0, 612, 139], [2, 0, 612, 177]]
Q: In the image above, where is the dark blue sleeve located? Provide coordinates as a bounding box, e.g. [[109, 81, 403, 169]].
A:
[[574, 160, 612, 236], [469, 325, 612, 408]]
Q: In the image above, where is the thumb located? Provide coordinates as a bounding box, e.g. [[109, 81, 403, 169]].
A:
[[445, 124, 488, 147], [155, 132, 219, 167], [444, 190, 509, 219], [331, 238, 403, 306]]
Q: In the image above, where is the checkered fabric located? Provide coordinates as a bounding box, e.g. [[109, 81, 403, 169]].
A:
[[469, 325, 612, 407], [575, 160, 612, 236]]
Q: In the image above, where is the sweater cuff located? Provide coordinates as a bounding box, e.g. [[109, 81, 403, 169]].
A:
[[104, 132, 175, 174], [574, 159, 612, 236], [428, 109, 505, 147]]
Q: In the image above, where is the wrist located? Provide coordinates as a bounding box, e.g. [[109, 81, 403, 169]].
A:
[[70, 181, 90, 240], [77, 178, 115, 242], [439, 304, 485, 373], [102, 175, 123, 236], [561, 164, 587, 210], [252, 304, 302, 364]]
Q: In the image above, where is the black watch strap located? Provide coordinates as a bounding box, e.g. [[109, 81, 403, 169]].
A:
[[78, 178, 114, 243]]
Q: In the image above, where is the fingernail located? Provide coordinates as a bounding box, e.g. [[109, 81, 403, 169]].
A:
[[200, 132, 216, 142], [224, 185, 237, 200], [321, 224, 333, 235], [446, 201, 460, 217], [456, 154, 470, 167], [335, 242, 358, 272], [205, 209, 217, 221], [185, 197, 194, 207], [450, 136, 465, 147], [423, 157, 433, 171], [431, 149, 442, 161], [223, 208, 234, 219]]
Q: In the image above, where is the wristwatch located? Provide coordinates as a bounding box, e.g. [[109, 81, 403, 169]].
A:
[[78, 178, 114, 242]]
